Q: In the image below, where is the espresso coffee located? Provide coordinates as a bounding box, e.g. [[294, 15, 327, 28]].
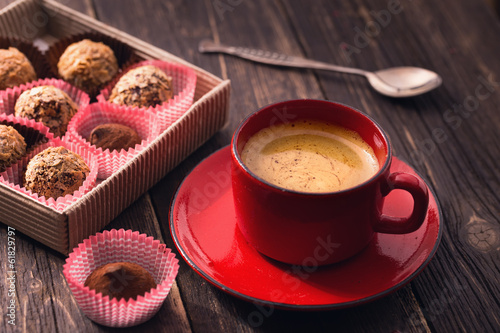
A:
[[240, 120, 379, 193]]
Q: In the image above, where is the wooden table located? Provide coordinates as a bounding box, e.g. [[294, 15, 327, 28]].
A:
[[1, 0, 499, 332]]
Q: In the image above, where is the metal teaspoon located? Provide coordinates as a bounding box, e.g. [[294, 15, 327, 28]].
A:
[[199, 39, 442, 98]]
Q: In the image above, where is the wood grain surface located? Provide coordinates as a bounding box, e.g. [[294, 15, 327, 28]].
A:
[[0, 0, 499, 332]]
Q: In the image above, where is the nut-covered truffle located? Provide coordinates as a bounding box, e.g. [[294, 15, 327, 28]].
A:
[[24, 146, 89, 199], [108, 65, 173, 108], [89, 123, 141, 152], [0, 47, 37, 90], [0, 124, 27, 172], [14, 85, 78, 137], [57, 39, 118, 93], [84, 262, 157, 301]]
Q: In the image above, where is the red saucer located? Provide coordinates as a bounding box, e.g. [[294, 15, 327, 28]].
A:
[[170, 146, 442, 310]]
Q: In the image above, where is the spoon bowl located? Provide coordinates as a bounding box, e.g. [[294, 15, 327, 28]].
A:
[[367, 67, 443, 98], [199, 40, 442, 98]]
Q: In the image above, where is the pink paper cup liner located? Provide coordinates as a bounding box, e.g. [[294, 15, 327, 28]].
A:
[[0, 78, 90, 137], [63, 229, 179, 328], [97, 60, 197, 132], [0, 138, 98, 212], [65, 102, 160, 179]]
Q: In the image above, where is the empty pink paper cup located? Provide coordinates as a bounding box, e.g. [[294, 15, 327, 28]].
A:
[[97, 59, 197, 132], [63, 229, 179, 328]]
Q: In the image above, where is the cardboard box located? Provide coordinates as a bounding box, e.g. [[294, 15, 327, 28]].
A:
[[0, 0, 231, 254]]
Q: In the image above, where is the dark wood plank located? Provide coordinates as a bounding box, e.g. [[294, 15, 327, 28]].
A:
[[92, 0, 327, 332], [0, 223, 96, 333], [282, 0, 500, 332], [1, 0, 499, 332], [0, 193, 193, 333], [97, 194, 192, 333], [128, 0, 433, 332], [90, 0, 252, 331]]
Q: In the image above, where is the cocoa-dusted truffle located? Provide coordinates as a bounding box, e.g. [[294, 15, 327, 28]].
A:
[[89, 123, 141, 152], [108, 65, 173, 108], [57, 39, 118, 93], [14, 85, 78, 137], [0, 124, 27, 172], [24, 146, 89, 199], [84, 262, 157, 301], [0, 47, 37, 90]]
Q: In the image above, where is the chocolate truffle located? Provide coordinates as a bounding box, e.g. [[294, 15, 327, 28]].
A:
[[90, 123, 141, 152], [84, 262, 157, 301], [108, 65, 173, 108], [14, 85, 78, 137], [0, 124, 27, 172], [57, 39, 118, 93], [0, 47, 37, 90], [24, 146, 89, 199]]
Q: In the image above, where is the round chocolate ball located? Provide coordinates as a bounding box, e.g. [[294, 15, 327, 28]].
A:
[[24, 146, 89, 199], [0, 47, 37, 90], [0, 124, 27, 172], [84, 262, 157, 301], [57, 39, 118, 93], [89, 123, 142, 152], [108, 65, 173, 108], [15, 85, 78, 137]]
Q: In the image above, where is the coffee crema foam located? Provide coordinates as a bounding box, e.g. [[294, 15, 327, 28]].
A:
[[240, 120, 379, 193]]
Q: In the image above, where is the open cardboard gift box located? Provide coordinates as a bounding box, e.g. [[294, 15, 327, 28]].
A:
[[0, 0, 230, 255]]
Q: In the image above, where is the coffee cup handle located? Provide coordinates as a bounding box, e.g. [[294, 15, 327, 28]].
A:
[[373, 172, 429, 234]]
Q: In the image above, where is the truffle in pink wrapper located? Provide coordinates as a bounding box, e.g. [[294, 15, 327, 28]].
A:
[[0, 78, 90, 138], [63, 229, 179, 328], [0, 138, 98, 212], [24, 146, 90, 200], [97, 60, 196, 132]]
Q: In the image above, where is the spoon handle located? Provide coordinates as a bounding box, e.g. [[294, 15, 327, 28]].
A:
[[199, 40, 368, 76]]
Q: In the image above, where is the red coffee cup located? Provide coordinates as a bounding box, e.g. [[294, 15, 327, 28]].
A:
[[231, 99, 429, 265]]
